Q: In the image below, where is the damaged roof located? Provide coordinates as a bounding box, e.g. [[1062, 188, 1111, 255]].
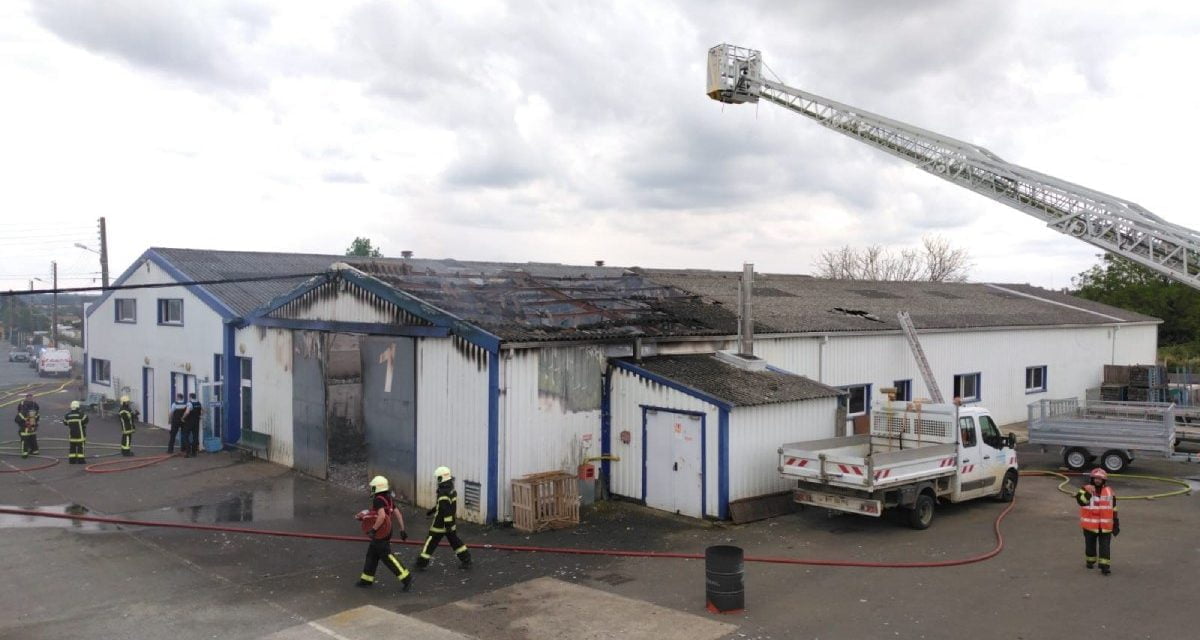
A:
[[144, 248, 1158, 342], [627, 355, 843, 407]]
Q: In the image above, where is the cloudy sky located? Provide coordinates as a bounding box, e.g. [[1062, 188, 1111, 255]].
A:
[[2, 1, 1199, 293]]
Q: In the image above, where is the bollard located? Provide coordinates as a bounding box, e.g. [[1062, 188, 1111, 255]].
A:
[[705, 545, 744, 614]]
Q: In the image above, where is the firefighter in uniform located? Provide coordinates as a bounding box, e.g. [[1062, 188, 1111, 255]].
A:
[[14, 393, 40, 458], [63, 400, 89, 464], [1076, 467, 1119, 575], [118, 396, 137, 456], [355, 475, 412, 591], [415, 466, 472, 570]]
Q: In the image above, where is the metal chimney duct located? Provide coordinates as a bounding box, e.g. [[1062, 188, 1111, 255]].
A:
[[738, 263, 754, 356]]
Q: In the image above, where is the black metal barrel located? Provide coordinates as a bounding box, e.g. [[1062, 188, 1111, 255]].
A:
[[705, 545, 744, 613]]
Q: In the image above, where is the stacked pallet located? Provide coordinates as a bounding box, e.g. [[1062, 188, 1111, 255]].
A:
[[511, 471, 580, 533], [1126, 364, 1169, 403], [1102, 365, 1130, 401]]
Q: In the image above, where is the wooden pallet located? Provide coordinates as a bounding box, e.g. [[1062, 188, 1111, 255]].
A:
[[512, 471, 580, 533]]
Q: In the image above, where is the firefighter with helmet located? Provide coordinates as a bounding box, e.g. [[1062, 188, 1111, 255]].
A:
[[1076, 467, 1119, 575], [63, 400, 89, 464], [415, 466, 472, 570], [355, 475, 412, 591], [14, 393, 40, 458], [118, 396, 138, 456]]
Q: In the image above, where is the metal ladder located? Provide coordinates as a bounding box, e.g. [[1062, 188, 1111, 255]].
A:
[[897, 311, 944, 403]]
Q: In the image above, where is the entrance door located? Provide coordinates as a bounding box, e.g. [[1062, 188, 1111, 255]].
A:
[[956, 416, 992, 498], [361, 336, 417, 503], [142, 367, 155, 425], [292, 331, 328, 479], [644, 408, 703, 518]]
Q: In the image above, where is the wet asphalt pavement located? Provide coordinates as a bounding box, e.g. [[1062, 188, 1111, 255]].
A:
[[3, 360, 1200, 639]]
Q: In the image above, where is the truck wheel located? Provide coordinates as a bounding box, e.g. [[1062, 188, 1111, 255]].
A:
[[907, 493, 935, 530], [996, 470, 1018, 502], [1063, 448, 1090, 471], [1100, 450, 1128, 474]]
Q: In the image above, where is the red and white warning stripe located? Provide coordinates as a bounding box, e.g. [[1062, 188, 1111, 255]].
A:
[[837, 464, 864, 476], [938, 457, 955, 468], [961, 464, 975, 473], [784, 457, 809, 468], [873, 469, 891, 480]]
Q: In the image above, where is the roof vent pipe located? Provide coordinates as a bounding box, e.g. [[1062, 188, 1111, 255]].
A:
[[738, 262, 754, 357]]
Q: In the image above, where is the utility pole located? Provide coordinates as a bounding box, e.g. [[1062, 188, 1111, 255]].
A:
[[52, 261, 58, 349], [98, 216, 110, 289]]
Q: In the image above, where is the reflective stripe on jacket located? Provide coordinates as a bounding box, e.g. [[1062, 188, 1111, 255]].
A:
[[1078, 485, 1116, 532]]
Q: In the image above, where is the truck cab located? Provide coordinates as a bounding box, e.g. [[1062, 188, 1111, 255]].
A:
[[953, 407, 1019, 502]]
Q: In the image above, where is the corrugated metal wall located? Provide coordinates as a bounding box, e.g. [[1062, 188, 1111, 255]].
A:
[[240, 326, 295, 465], [728, 398, 839, 501], [416, 336, 490, 523], [754, 324, 1158, 425], [608, 366, 721, 517], [499, 347, 603, 520]]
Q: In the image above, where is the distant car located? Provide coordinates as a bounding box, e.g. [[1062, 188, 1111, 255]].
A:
[[8, 350, 29, 363]]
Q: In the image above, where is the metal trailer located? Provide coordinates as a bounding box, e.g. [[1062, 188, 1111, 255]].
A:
[[779, 401, 1018, 529], [1027, 398, 1200, 472]]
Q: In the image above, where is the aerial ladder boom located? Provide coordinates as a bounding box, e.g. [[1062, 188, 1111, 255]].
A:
[[707, 44, 1200, 290]]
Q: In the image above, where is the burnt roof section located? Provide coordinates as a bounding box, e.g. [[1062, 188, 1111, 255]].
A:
[[151, 248, 1158, 341], [627, 355, 843, 407], [639, 268, 1159, 332]]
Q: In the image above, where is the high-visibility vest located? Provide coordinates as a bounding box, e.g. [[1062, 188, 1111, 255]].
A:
[[1079, 485, 1115, 532]]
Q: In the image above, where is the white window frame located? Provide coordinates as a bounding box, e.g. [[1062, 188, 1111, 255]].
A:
[[1025, 365, 1047, 394], [953, 372, 981, 403], [841, 383, 870, 416], [91, 358, 112, 386], [114, 298, 136, 323], [157, 298, 183, 326]]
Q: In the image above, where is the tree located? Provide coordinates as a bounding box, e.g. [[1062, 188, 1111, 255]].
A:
[[345, 237, 383, 258], [813, 234, 971, 282], [1073, 254, 1200, 346]]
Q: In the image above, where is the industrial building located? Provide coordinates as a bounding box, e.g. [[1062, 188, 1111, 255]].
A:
[[84, 248, 1158, 523]]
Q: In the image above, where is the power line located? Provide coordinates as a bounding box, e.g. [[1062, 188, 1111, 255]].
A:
[[0, 272, 329, 297]]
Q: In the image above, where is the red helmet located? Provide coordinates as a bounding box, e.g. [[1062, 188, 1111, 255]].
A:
[[1090, 468, 1108, 480]]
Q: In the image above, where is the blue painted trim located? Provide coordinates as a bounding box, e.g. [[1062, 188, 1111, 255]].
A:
[[250, 317, 450, 337], [639, 405, 708, 518], [765, 364, 793, 374], [142, 366, 150, 421], [612, 360, 732, 411], [486, 346, 500, 524], [600, 365, 612, 485], [718, 407, 729, 520], [85, 249, 237, 321], [223, 321, 241, 445]]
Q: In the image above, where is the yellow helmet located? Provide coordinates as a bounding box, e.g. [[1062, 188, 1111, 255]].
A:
[[369, 475, 389, 493], [120, 395, 130, 404], [435, 466, 452, 483], [70, 400, 80, 410]]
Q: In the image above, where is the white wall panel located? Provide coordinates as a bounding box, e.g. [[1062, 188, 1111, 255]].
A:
[[608, 366, 722, 517], [238, 327, 294, 465], [416, 337, 490, 523], [728, 398, 839, 501]]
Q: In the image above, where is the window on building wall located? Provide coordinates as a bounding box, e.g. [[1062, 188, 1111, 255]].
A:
[[240, 357, 253, 431], [213, 354, 224, 438], [841, 383, 870, 416], [157, 298, 183, 325], [893, 379, 912, 402], [91, 358, 111, 385], [114, 299, 136, 323], [953, 373, 981, 403], [1025, 366, 1047, 393]]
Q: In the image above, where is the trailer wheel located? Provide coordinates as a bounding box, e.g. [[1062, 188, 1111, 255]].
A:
[[1063, 448, 1090, 471], [1100, 450, 1128, 474], [907, 493, 935, 530], [996, 470, 1018, 502]]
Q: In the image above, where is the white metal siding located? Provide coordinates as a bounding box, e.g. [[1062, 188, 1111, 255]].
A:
[[608, 366, 722, 517], [416, 337, 490, 523], [499, 348, 601, 521], [755, 324, 1158, 425], [84, 259, 224, 429], [728, 398, 839, 501], [279, 292, 398, 324], [238, 327, 294, 465]]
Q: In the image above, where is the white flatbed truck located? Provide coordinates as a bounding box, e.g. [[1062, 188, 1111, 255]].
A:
[[779, 401, 1019, 529]]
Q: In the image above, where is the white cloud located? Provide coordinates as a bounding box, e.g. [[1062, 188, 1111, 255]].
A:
[[2, 0, 1200, 295]]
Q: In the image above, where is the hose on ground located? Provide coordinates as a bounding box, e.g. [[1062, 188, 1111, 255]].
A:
[[1019, 469, 1191, 500]]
